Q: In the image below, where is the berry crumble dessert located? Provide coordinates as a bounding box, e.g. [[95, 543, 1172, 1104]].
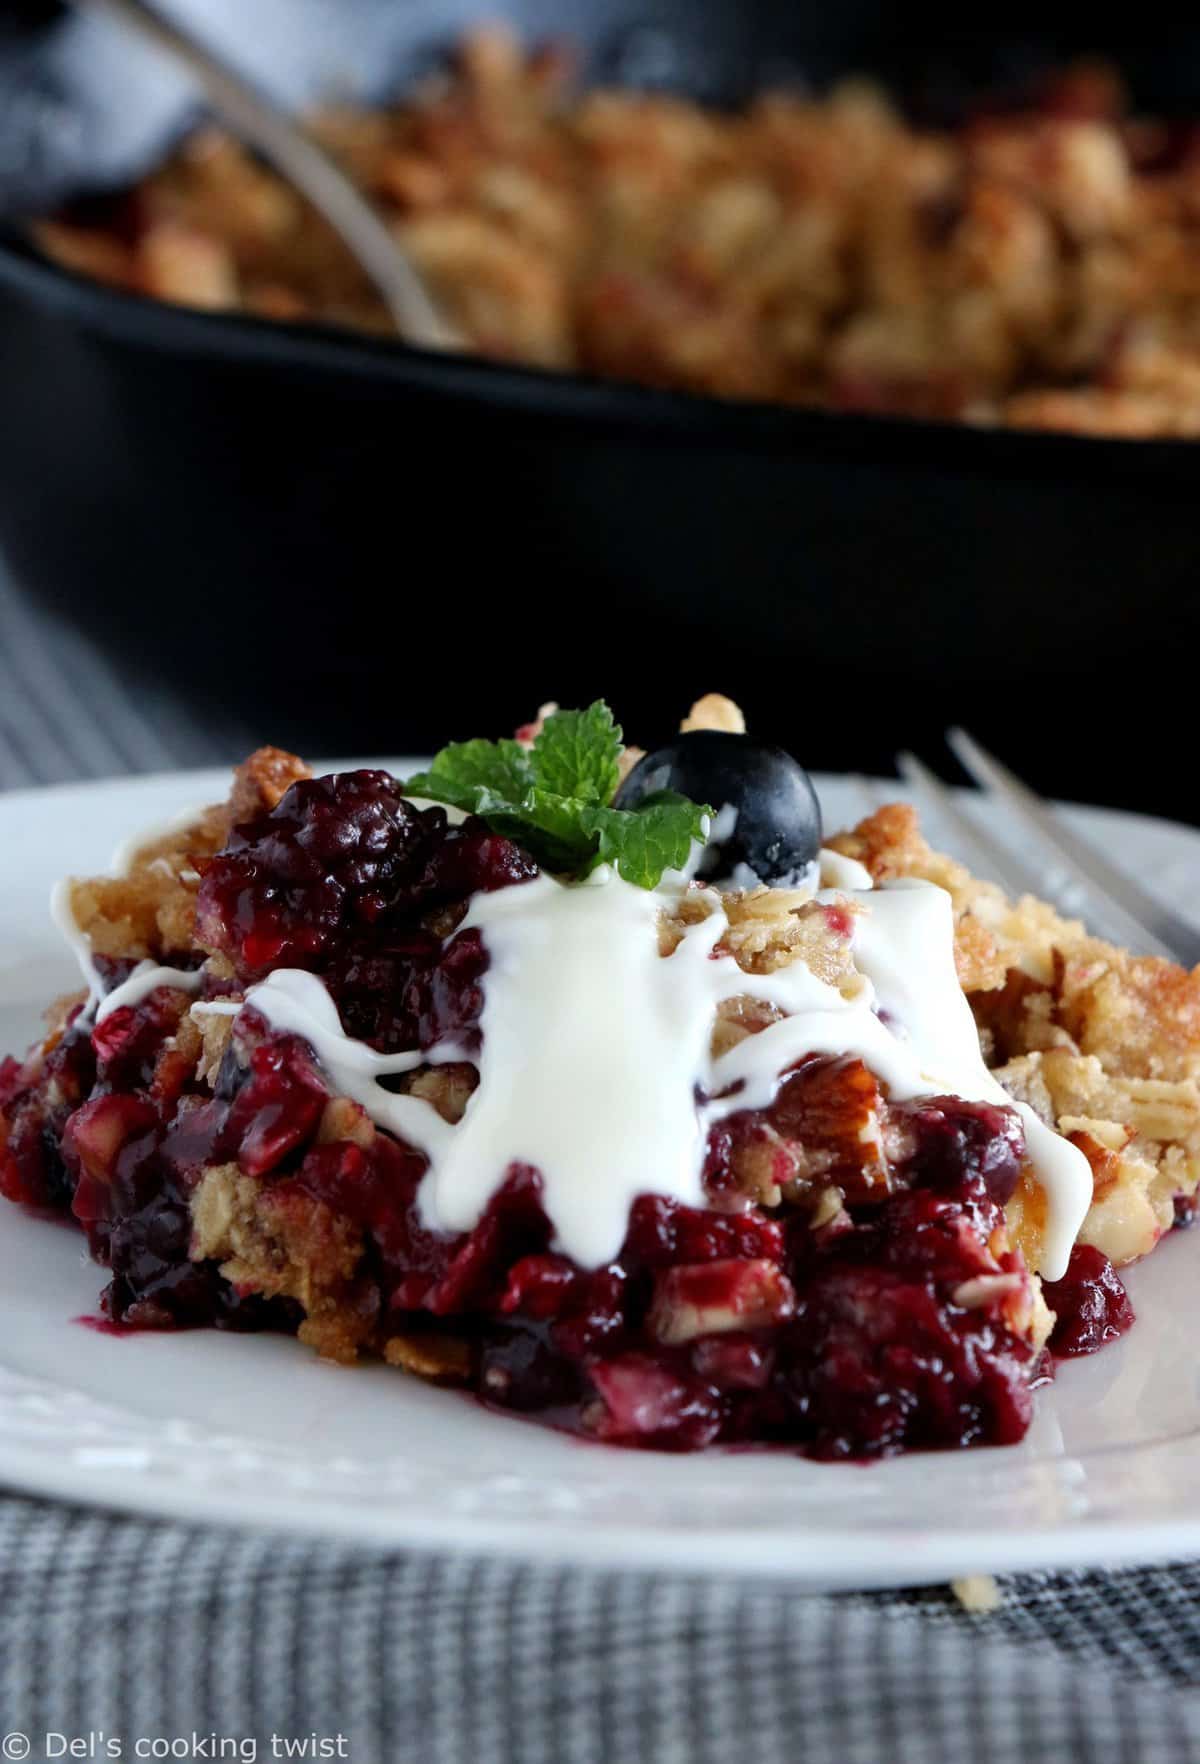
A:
[[33, 30, 1200, 438], [2, 694, 1196, 1458]]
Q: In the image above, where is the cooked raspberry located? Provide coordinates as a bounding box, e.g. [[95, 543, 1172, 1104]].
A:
[[499, 1252, 579, 1319], [65, 1094, 161, 1206], [218, 1030, 328, 1178], [0, 1054, 24, 1111], [779, 1258, 1036, 1458], [422, 1166, 551, 1315], [621, 1196, 785, 1270], [691, 1335, 773, 1391], [548, 1268, 629, 1358], [495, 1256, 629, 1359], [778, 1184, 1037, 1459], [196, 771, 430, 975], [892, 1096, 1026, 1206], [0, 1020, 96, 1208], [196, 772, 536, 984], [331, 926, 490, 1055], [91, 984, 193, 1090], [1043, 1244, 1136, 1356]]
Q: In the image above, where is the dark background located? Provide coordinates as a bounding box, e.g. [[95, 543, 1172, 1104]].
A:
[[0, 0, 1197, 819]]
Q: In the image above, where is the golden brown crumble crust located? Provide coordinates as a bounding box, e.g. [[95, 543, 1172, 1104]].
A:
[[34, 36, 1200, 438], [830, 803, 1200, 1264], [190, 1161, 373, 1361]]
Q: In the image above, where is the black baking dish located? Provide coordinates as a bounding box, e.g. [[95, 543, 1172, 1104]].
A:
[[0, 0, 1197, 816]]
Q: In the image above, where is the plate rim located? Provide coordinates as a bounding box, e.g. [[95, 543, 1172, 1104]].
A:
[[2, 1428, 1200, 1585]]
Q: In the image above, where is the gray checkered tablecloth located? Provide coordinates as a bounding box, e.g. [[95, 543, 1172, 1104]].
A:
[[3, 567, 1200, 1764]]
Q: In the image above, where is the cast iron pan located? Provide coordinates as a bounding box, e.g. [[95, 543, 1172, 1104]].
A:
[[0, 0, 1197, 817]]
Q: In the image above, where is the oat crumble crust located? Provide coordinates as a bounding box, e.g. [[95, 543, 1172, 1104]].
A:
[[33, 33, 1200, 438], [827, 805, 1200, 1266], [15, 696, 1196, 1393]]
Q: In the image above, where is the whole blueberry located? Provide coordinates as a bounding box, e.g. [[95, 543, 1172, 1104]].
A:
[[614, 732, 822, 888]]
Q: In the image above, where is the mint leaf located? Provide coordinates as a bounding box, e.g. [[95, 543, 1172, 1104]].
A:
[[404, 736, 531, 815], [589, 794, 710, 889], [476, 791, 596, 875], [531, 702, 621, 805], [402, 703, 711, 889]]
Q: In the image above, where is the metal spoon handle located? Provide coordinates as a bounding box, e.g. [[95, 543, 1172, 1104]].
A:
[[73, 0, 459, 349]]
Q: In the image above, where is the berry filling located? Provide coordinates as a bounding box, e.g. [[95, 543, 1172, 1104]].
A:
[[1041, 1244, 1136, 1357]]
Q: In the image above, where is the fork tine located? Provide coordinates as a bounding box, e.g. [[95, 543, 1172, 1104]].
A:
[[896, 751, 1055, 904], [946, 728, 1200, 967]]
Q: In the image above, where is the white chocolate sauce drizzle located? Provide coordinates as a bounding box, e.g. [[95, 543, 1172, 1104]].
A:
[[193, 845, 1090, 1280]]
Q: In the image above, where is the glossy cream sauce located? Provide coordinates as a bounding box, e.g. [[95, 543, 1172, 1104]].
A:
[[193, 848, 1090, 1279]]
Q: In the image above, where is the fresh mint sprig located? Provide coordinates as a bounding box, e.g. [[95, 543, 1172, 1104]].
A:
[[404, 702, 710, 888]]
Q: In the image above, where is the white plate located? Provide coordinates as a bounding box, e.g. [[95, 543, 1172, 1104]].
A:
[[2, 766, 1200, 1586]]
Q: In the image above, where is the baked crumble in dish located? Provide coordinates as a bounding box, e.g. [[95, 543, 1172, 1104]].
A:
[[33, 30, 1200, 438], [2, 693, 1196, 1459]]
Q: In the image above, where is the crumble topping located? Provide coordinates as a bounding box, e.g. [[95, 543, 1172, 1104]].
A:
[[191, 1161, 369, 1362], [32, 34, 1200, 439], [952, 1575, 1003, 1613], [830, 803, 1200, 1267]]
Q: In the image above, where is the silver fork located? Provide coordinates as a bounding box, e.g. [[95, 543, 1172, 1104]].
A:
[[895, 731, 1200, 968], [70, 0, 458, 349]]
